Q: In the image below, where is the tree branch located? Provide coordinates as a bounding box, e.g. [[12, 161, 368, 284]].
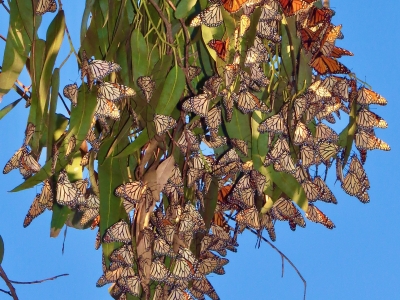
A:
[[0, 265, 18, 300], [9, 273, 69, 285], [0, 288, 12, 297], [0, 0, 10, 13]]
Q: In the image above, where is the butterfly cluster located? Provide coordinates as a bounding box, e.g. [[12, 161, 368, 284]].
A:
[[3, 0, 390, 299]]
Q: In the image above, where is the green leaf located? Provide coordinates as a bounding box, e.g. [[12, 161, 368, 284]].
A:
[[224, 108, 252, 161], [15, 0, 37, 42], [268, 167, 308, 212], [297, 49, 312, 92], [0, 98, 23, 120], [114, 129, 149, 158], [202, 177, 219, 230], [131, 29, 148, 80], [98, 137, 129, 264], [80, 0, 95, 45], [175, 0, 197, 19], [155, 66, 185, 115], [0, 235, 4, 264], [46, 69, 60, 160], [0, 0, 31, 100]]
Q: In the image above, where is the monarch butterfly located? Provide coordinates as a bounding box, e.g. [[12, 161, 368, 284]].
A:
[[304, 6, 334, 29], [119, 276, 141, 296], [348, 155, 370, 189], [153, 114, 176, 135], [153, 237, 175, 258], [294, 165, 308, 183], [182, 94, 210, 117], [357, 87, 388, 106], [19, 152, 41, 177], [260, 211, 276, 241], [3, 146, 29, 174], [23, 194, 46, 228], [299, 144, 315, 168], [212, 211, 231, 233], [96, 267, 123, 287], [321, 76, 349, 100], [306, 203, 335, 229], [341, 171, 363, 197], [310, 52, 351, 75], [354, 130, 390, 151], [184, 130, 201, 151], [220, 0, 248, 13], [150, 260, 170, 282], [221, 89, 234, 122], [198, 257, 229, 275], [293, 96, 308, 120], [156, 218, 176, 244], [204, 75, 223, 97], [137, 76, 155, 103], [317, 140, 339, 164], [230, 187, 255, 209], [301, 180, 321, 202], [103, 219, 131, 244], [278, 0, 316, 16], [330, 46, 354, 59], [293, 121, 312, 145], [250, 64, 270, 87], [237, 90, 263, 114], [94, 230, 101, 250], [308, 80, 332, 102], [109, 245, 135, 267], [315, 123, 339, 142], [56, 170, 82, 207], [98, 82, 136, 101], [167, 164, 184, 189], [38, 179, 54, 210], [171, 257, 195, 280], [250, 170, 266, 196], [210, 224, 231, 242], [218, 149, 241, 166], [313, 176, 337, 204], [272, 197, 305, 229], [223, 64, 239, 89], [89, 60, 121, 82], [230, 138, 248, 156], [256, 20, 280, 43], [264, 137, 290, 166], [260, 4, 282, 21], [357, 108, 388, 129], [63, 83, 78, 107], [191, 277, 219, 299], [299, 26, 324, 52], [235, 206, 261, 230], [23, 122, 35, 146], [35, 0, 57, 15], [202, 135, 227, 149], [80, 208, 99, 225], [196, 4, 223, 27], [208, 39, 228, 61], [65, 135, 76, 158], [244, 47, 266, 67], [359, 148, 367, 165], [115, 181, 147, 203], [187, 66, 202, 81], [206, 106, 222, 132], [258, 113, 287, 135]]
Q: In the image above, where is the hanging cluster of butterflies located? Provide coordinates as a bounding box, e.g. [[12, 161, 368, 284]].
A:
[[5, 0, 390, 299], [95, 202, 231, 300]]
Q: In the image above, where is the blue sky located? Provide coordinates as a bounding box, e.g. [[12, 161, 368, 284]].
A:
[[0, 1, 399, 299]]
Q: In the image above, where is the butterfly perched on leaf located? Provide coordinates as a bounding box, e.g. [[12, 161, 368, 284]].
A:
[[153, 114, 176, 135], [35, 0, 57, 15], [191, 4, 223, 27], [137, 76, 155, 103], [63, 83, 78, 107], [208, 38, 229, 61]]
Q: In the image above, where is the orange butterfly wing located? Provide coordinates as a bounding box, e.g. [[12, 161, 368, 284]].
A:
[[310, 53, 351, 75], [208, 39, 228, 60], [220, 0, 247, 13]]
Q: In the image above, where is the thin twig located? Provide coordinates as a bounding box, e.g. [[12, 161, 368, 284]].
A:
[[0, 289, 12, 297], [58, 92, 71, 115], [250, 228, 307, 300], [165, 0, 196, 95], [0, 34, 6, 42], [1, 0, 10, 13], [9, 273, 69, 285], [0, 265, 18, 300], [224, 214, 307, 300], [147, 0, 173, 55]]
